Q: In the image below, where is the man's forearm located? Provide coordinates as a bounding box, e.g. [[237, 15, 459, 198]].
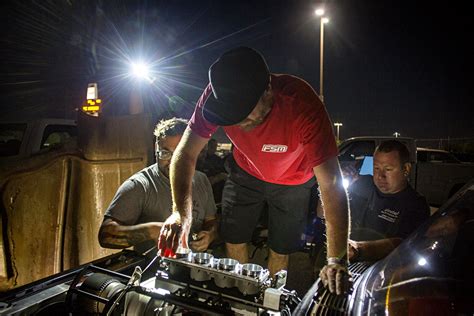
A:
[[169, 128, 210, 224], [357, 238, 402, 261], [99, 222, 162, 249], [313, 158, 350, 261], [170, 149, 196, 221], [320, 185, 349, 259]]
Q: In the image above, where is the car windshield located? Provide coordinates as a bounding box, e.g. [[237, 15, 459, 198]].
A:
[[0, 123, 27, 157], [352, 181, 474, 314]]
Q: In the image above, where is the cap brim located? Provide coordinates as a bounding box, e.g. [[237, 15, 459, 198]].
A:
[[202, 93, 255, 126]]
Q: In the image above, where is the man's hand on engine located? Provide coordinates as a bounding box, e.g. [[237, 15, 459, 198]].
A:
[[189, 230, 213, 252], [319, 258, 352, 295], [158, 212, 191, 257]]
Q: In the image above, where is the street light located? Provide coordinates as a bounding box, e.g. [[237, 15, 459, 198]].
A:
[[130, 61, 157, 83], [315, 8, 329, 102], [334, 122, 343, 142], [128, 60, 158, 114], [393, 132, 401, 138]]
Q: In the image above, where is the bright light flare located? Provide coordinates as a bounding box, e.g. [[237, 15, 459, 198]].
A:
[[322, 17, 330, 24], [418, 257, 427, 266], [342, 178, 350, 189], [131, 62, 150, 79], [130, 61, 157, 83], [315, 9, 325, 16]]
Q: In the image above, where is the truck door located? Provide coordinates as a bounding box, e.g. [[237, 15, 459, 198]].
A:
[[416, 150, 463, 206]]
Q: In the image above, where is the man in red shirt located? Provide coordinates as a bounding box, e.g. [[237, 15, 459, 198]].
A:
[[160, 47, 350, 295]]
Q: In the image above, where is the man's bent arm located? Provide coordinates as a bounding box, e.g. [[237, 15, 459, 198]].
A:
[[189, 216, 219, 252], [98, 218, 162, 249], [313, 157, 349, 260], [351, 238, 402, 262], [170, 127, 210, 222], [201, 216, 219, 242]]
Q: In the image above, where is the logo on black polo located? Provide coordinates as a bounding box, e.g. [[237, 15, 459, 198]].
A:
[[261, 144, 288, 153], [378, 208, 400, 223]]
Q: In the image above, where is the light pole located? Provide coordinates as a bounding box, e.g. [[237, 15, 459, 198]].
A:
[[393, 132, 401, 138], [334, 122, 343, 142], [315, 9, 329, 102]]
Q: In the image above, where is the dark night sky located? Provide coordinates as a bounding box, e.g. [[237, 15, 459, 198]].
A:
[[0, 0, 472, 140]]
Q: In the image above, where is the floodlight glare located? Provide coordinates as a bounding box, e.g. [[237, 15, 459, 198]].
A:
[[418, 257, 427, 266], [131, 62, 150, 79], [129, 61, 157, 83], [315, 8, 325, 16]]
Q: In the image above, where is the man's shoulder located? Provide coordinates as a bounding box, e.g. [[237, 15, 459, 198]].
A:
[[194, 169, 206, 177], [403, 185, 430, 209], [272, 73, 310, 85], [130, 164, 156, 178], [193, 170, 210, 183], [128, 164, 160, 186], [272, 74, 326, 126], [272, 74, 317, 98]]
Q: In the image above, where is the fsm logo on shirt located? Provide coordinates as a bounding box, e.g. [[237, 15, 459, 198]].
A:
[[261, 144, 288, 153], [378, 208, 400, 223]]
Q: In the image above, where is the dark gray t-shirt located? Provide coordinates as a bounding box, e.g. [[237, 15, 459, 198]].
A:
[[349, 175, 430, 241], [105, 164, 216, 250]]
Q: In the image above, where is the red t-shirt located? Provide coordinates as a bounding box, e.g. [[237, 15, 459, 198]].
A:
[[189, 74, 338, 185]]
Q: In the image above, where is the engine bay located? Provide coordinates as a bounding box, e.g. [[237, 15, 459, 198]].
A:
[[1, 251, 301, 315]]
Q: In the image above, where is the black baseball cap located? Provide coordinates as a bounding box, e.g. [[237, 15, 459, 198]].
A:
[[203, 47, 270, 126]]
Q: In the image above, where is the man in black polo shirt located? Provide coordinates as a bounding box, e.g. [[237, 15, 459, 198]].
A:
[[348, 140, 430, 262]]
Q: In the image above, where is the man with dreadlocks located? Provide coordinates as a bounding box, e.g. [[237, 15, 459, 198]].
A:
[[99, 117, 218, 254]]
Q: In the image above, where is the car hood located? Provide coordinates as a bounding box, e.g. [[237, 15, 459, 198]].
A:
[[350, 181, 474, 315]]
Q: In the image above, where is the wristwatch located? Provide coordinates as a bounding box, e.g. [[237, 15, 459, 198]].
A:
[[327, 257, 346, 266]]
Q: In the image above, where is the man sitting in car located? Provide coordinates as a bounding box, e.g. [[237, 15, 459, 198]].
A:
[[348, 140, 431, 262]]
